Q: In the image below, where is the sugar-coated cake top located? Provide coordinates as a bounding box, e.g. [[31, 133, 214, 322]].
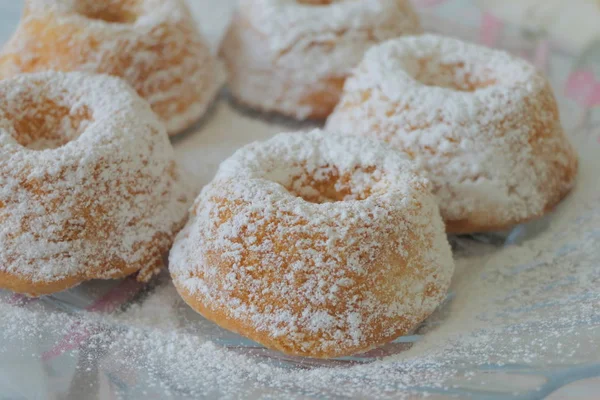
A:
[[327, 34, 577, 226], [0, 71, 191, 282]]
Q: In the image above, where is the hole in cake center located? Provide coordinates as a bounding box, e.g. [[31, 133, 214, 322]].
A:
[[76, 1, 140, 24], [412, 59, 496, 92], [274, 164, 383, 204], [8, 97, 92, 151]]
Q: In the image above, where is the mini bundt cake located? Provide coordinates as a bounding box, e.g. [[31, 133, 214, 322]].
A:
[[0, 71, 191, 296], [0, 0, 223, 135], [327, 34, 579, 233], [220, 0, 422, 120], [170, 129, 454, 358]]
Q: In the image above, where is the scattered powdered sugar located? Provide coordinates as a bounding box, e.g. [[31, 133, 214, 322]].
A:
[[326, 34, 578, 229], [0, 121, 597, 396], [220, 0, 421, 118], [170, 129, 454, 357], [0, 0, 224, 135], [0, 71, 191, 284]]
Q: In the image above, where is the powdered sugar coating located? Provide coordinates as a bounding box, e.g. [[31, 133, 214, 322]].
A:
[[0, 0, 223, 135], [0, 72, 191, 291], [170, 129, 454, 358], [220, 0, 421, 119], [326, 34, 578, 232]]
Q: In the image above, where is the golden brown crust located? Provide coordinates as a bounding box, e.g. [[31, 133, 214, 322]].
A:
[[0, 72, 191, 296], [219, 14, 359, 120], [335, 87, 579, 233], [226, 74, 346, 121], [0, 229, 173, 296], [170, 131, 454, 359], [0, 266, 137, 297], [445, 187, 572, 234], [173, 205, 449, 358], [326, 36, 579, 234], [295, 76, 346, 120], [220, 1, 421, 120], [0, 0, 222, 135], [176, 284, 429, 359]]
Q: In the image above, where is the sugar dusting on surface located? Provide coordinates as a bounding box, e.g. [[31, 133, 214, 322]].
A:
[[0, 71, 191, 283], [221, 0, 421, 118], [326, 34, 578, 227], [170, 130, 454, 357]]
